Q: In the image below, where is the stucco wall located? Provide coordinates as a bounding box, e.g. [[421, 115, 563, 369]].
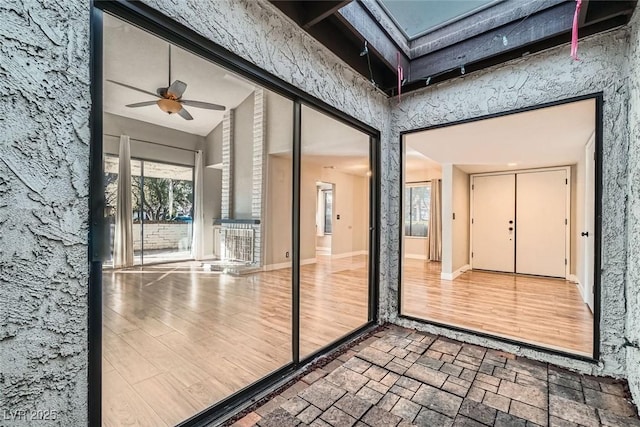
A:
[[389, 28, 631, 378], [626, 5, 640, 406], [3, 0, 640, 423], [0, 1, 90, 426]]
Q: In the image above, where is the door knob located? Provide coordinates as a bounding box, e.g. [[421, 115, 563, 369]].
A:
[[581, 231, 589, 237]]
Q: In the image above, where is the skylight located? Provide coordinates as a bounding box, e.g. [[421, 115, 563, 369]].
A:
[[378, 0, 502, 40]]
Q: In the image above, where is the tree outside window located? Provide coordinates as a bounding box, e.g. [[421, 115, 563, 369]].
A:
[[405, 183, 430, 237]]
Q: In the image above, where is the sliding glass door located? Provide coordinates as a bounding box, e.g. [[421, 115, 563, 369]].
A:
[[139, 160, 194, 264], [98, 10, 377, 426], [299, 104, 372, 357], [103, 155, 194, 267]]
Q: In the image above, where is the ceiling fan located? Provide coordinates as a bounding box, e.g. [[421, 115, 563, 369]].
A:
[[107, 45, 225, 120]]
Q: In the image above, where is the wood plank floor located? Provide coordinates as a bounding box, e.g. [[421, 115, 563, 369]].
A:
[[102, 255, 368, 427], [401, 259, 593, 356]]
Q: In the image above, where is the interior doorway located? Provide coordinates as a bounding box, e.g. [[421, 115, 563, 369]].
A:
[[315, 182, 334, 256]]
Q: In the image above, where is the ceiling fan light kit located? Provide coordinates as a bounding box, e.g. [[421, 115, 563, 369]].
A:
[[157, 98, 182, 114], [107, 45, 226, 121]]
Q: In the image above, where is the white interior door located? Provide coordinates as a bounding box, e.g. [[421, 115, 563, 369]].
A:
[[471, 174, 515, 272], [516, 170, 567, 278], [583, 139, 595, 311]]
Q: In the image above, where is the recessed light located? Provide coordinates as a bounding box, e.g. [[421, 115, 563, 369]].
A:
[[507, 162, 518, 167]]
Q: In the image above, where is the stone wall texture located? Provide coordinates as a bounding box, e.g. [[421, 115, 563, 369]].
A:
[[2, 0, 640, 422], [128, 223, 192, 251], [0, 1, 90, 426], [388, 28, 632, 378], [625, 5, 640, 407]]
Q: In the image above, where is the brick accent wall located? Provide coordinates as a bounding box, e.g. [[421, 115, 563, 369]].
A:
[[252, 88, 265, 265], [221, 109, 234, 219], [110, 223, 192, 251], [218, 90, 265, 266]]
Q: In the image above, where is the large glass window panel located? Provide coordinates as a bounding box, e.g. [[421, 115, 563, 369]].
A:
[[405, 184, 430, 237], [140, 160, 193, 264], [102, 13, 294, 425], [300, 104, 371, 357], [400, 98, 597, 358]]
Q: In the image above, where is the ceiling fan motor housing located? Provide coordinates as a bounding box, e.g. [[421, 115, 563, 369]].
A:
[[157, 98, 182, 114]]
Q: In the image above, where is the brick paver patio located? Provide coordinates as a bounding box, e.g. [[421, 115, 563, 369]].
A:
[[231, 326, 639, 427]]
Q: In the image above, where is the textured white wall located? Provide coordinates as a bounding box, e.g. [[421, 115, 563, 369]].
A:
[[3, 0, 640, 422], [0, 1, 90, 425], [389, 28, 632, 377], [625, 4, 640, 408]]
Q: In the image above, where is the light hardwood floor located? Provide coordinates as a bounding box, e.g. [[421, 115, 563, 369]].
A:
[[401, 259, 593, 356], [102, 255, 369, 427]]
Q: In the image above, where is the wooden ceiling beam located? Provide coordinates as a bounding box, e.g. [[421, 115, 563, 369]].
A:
[[301, 1, 352, 29]]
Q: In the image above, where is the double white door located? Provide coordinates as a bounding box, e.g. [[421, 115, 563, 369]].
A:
[[471, 169, 568, 278]]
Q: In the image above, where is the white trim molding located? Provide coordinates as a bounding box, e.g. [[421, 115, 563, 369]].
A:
[[441, 264, 470, 281]]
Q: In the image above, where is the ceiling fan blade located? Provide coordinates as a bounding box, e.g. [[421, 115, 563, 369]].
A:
[[106, 80, 160, 98], [167, 80, 187, 98], [181, 100, 226, 111], [177, 107, 193, 120], [125, 100, 158, 108]]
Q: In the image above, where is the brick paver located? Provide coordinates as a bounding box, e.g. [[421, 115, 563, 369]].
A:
[[235, 327, 639, 427]]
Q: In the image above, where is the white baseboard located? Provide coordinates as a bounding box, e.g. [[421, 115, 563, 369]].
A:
[[568, 274, 589, 304], [405, 254, 427, 260], [315, 246, 331, 251], [441, 264, 470, 281], [331, 250, 367, 259], [263, 257, 316, 271], [263, 261, 291, 271]]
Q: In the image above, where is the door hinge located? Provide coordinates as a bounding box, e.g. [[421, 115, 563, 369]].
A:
[[472, 184, 474, 190], [471, 252, 474, 258], [565, 178, 568, 185], [471, 218, 474, 224], [565, 258, 567, 265], [565, 218, 568, 225]]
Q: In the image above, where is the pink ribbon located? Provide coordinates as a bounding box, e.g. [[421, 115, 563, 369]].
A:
[[571, 0, 582, 60], [397, 52, 403, 102]]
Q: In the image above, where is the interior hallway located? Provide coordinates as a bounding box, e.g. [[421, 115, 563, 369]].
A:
[[102, 255, 368, 426], [401, 259, 593, 356]]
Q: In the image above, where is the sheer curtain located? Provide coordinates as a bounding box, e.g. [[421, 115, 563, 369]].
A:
[[428, 179, 442, 261], [316, 188, 324, 236], [113, 135, 134, 268], [191, 150, 205, 260]]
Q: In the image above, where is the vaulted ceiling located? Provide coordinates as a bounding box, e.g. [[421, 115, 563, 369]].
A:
[[270, 0, 636, 96]]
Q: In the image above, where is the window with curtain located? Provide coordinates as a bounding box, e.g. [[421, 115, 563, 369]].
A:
[[323, 189, 333, 235], [405, 183, 430, 237]]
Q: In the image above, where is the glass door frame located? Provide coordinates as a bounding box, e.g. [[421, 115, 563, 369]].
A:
[[102, 154, 195, 267], [89, 1, 381, 426], [397, 93, 604, 363], [137, 157, 195, 266]]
